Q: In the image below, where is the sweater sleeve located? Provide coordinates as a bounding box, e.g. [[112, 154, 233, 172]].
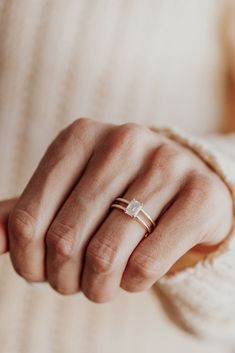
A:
[[150, 126, 235, 345]]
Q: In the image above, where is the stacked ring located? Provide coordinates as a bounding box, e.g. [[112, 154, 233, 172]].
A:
[[110, 197, 156, 237]]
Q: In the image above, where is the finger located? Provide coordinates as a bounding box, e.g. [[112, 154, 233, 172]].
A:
[[0, 199, 17, 254], [120, 173, 217, 292], [81, 144, 192, 303], [8, 118, 103, 282], [45, 124, 155, 294]]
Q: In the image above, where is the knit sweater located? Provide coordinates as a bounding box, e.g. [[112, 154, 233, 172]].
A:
[[0, 1, 235, 353]]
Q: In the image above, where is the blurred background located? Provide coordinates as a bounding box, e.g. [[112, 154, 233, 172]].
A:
[[0, 1, 234, 352]]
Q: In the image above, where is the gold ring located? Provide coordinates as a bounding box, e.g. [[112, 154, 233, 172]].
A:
[[110, 198, 156, 237]]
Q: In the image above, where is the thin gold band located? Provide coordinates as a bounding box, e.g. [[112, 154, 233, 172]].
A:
[[115, 197, 156, 228], [111, 204, 152, 236], [110, 198, 155, 236]]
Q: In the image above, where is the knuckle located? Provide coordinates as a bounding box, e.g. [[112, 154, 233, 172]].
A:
[[187, 172, 233, 244], [74, 116, 94, 127], [60, 123, 83, 146], [129, 253, 160, 280], [88, 256, 112, 275], [71, 117, 94, 132], [69, 117, 95, 140], [199, 172, 231, 209], [119, 122, 146, 141], [9, 208, 36, 245], [186, 172, 216, 205], [112, 123, 147, 153], [120, 122, 145, 136], [49, 281, 78, 296], [155, 143, 190, 176], [83, 290, 111, 304], [121, 278, 146, 293], [13, 264, 41, 282], [57, 117, 93, 149], [46, 222, 75, 260], [86, 239, 119, 274]]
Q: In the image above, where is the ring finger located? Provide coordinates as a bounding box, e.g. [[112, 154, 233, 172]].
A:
[[81, 144, 191, 302]]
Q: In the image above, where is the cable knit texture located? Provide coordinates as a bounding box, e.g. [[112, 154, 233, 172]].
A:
[[0, 1, 235, 353]]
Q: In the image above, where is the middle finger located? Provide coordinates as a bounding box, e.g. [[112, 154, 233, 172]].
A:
[[46, 125, 154, 294]]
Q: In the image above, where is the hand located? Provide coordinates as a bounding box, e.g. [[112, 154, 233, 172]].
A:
[[8, 118, 233, 302]]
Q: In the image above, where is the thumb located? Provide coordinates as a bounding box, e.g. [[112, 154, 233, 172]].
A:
[[0, 198, 17, 254]]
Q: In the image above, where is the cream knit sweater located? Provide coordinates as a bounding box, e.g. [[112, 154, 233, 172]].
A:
[[0, 1, 235, 353]]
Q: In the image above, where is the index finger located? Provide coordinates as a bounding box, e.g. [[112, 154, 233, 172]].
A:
[[8, 118, 103, 282]]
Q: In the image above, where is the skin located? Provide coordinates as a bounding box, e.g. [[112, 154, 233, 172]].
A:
[[1, 117, 233, 302]]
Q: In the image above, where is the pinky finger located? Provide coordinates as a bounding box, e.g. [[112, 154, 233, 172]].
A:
[[120, 181, 210, 292]]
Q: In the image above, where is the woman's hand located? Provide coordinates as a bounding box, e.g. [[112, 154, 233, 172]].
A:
[[7, 118, 233, 302]]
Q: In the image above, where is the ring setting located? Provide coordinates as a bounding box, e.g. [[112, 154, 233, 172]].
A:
[[125, 198, 143, 217], [110, 197, 156, 237]]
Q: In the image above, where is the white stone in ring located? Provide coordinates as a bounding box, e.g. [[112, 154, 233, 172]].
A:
[[125, 198, 143, 217]]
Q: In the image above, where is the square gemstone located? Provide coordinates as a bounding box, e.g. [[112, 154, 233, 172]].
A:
[[125, 199, 143, 217]]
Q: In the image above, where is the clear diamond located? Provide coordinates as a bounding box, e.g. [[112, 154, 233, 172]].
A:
[[125, 199, 143, 217]]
